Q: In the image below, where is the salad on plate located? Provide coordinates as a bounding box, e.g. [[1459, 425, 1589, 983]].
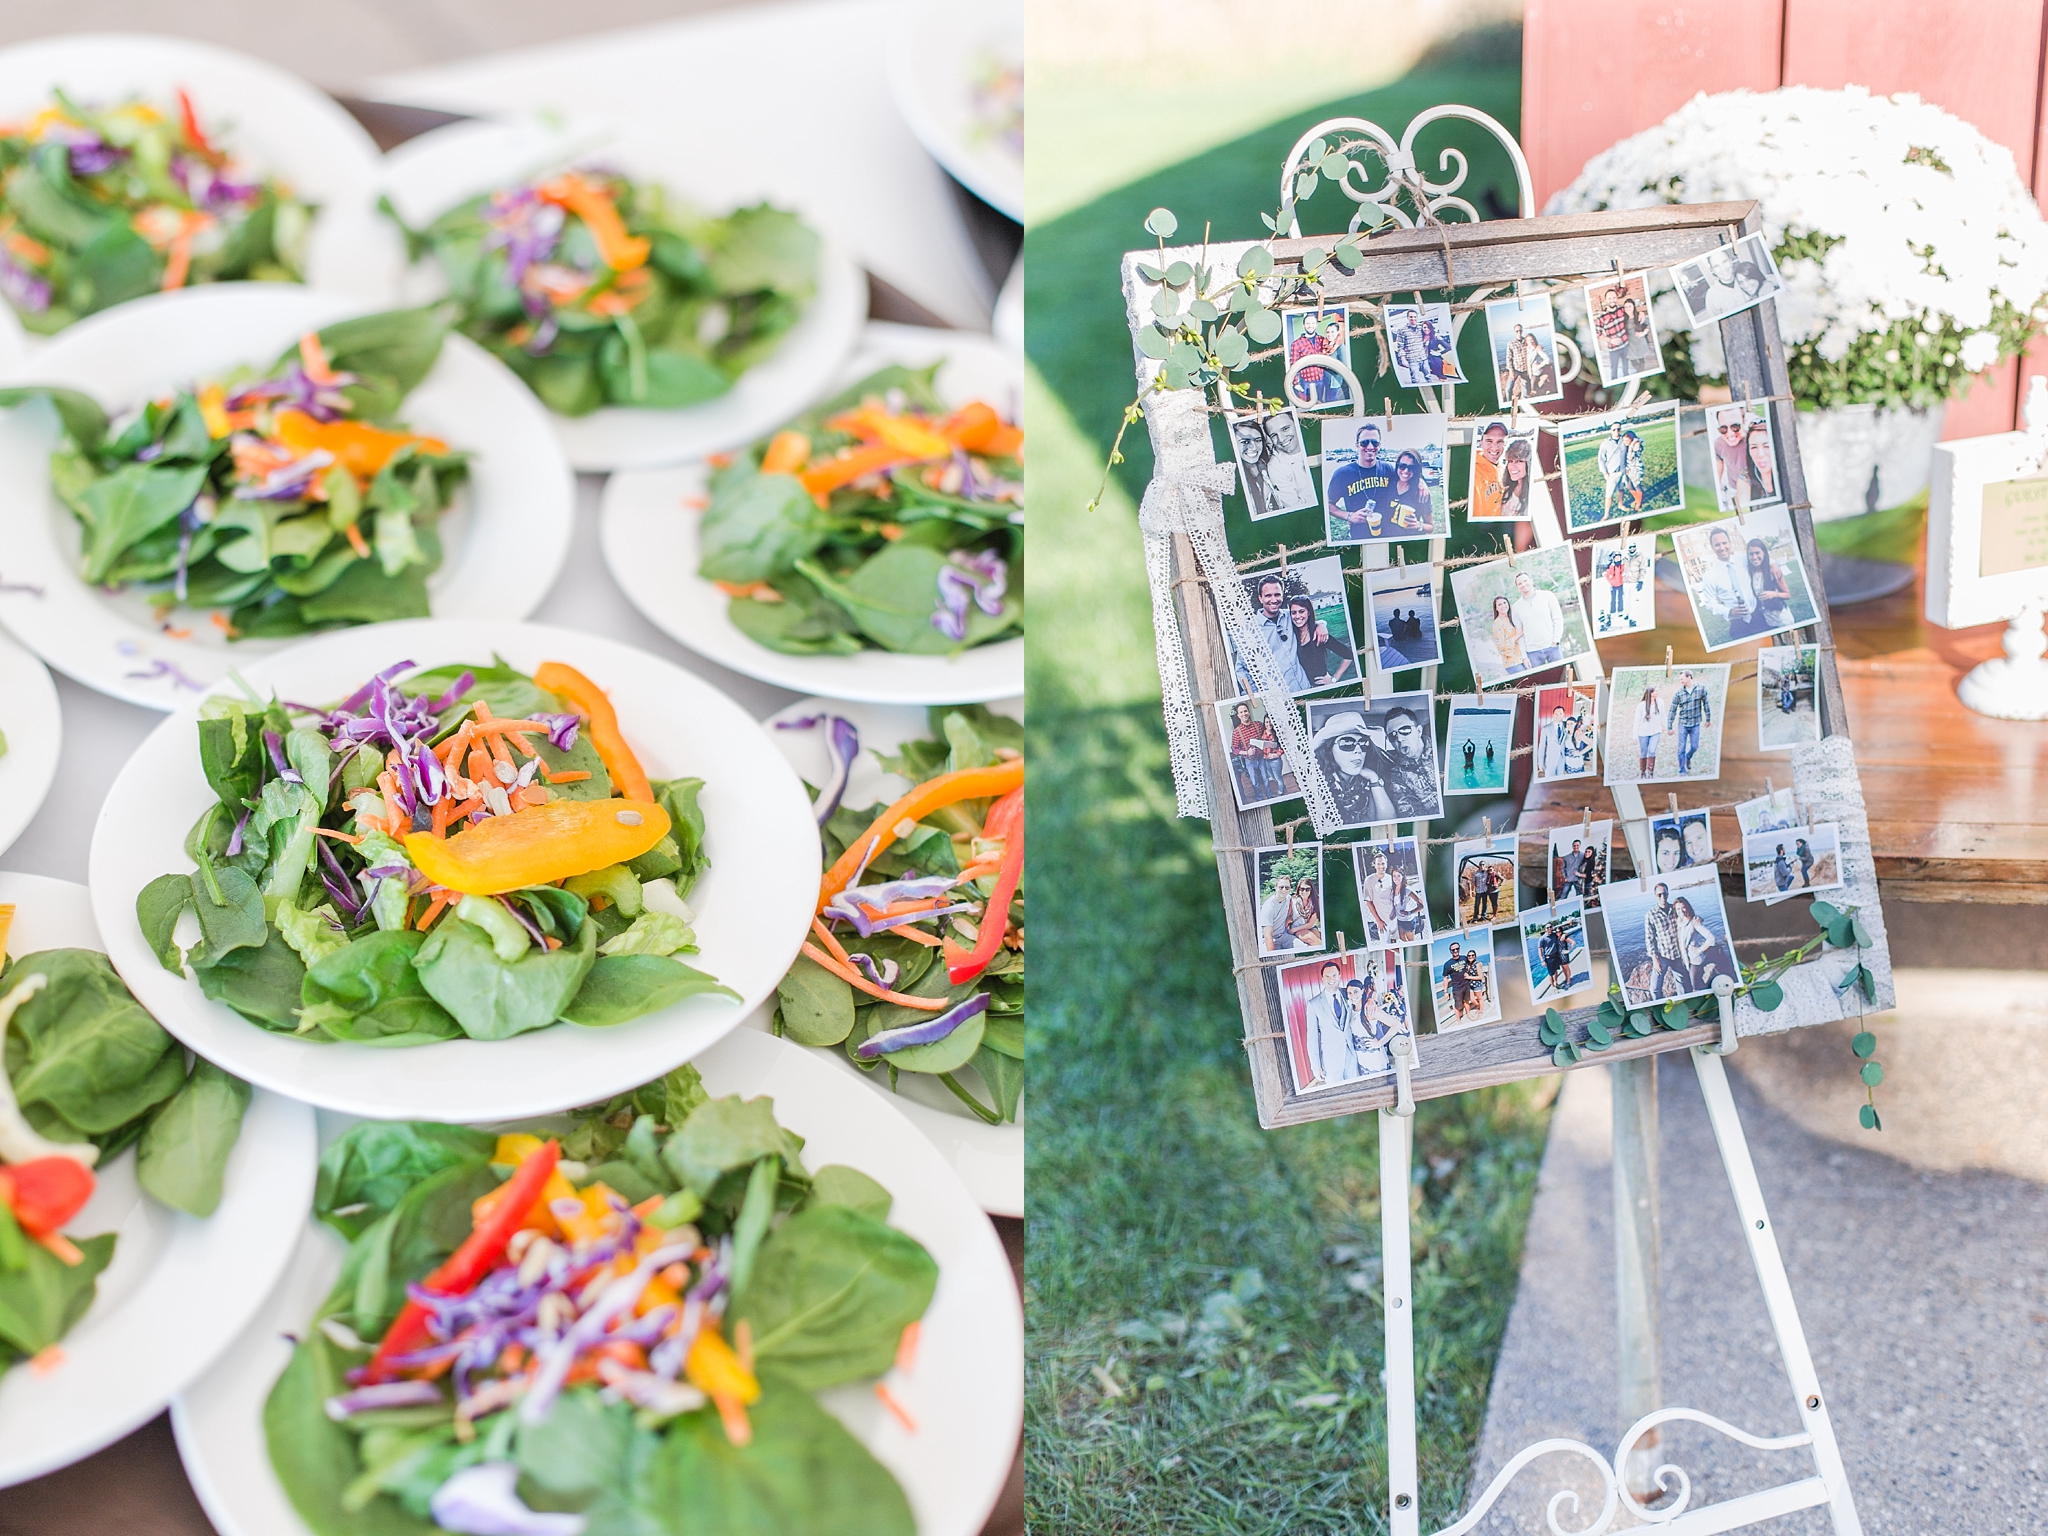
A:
[[386, 170, 818, 418], [0, 307, 468, 638], [137, 656, 735, 1048], [699, 364, 1022, 659], [0, 899, 252, 1377], [0, 88, 313, 330], [773, 705, 1023, 1124], [270, 1064, 935, 1534]]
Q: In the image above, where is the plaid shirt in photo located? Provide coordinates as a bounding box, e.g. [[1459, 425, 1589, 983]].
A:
[[1642, 901, 1684, 961], [1668, 684, 1713, 728]]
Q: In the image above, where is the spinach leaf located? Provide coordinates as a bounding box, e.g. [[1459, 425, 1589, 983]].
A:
[[728, 1206, 936, 1390], [71, 222, 160, 314], [634, 1377, 913, 1536], [775, 956, 854, 1047], [560, 954, 736, 1027], [515, 1389, 650, 1522], [0, 1234, 116, 1365], [186, 864, 267, 968], [981, 1010, 1024, 1059], [265, 1328, 439, 1536], [194, 929, 308, 1031], [652, 778, 709, 895], [137, 872, 193, 973], [136, 1059, 252, 1217], [597, 330, 730, 408], [74, 461, 208, 583], [3, 948, 182, 1137], [414, 915, 596, 1041], [297, 309, 447, 427], [797, 542, 1017, 655], [581, 1159, 666, 1206], [727, 582, 866, 657], [698, 469, 831, 584], [661, 1096, 806, 1198], [728, 1155, 780, 1297], [969, 1045, 1024, 1124], [316, 1121, 496, 1239], [804, 1165, 891, 1223], [295, 558, 432, 625], [350, 1160, 497, 1341], [196, 704, 270, 808], [0, 385, 108, 453]]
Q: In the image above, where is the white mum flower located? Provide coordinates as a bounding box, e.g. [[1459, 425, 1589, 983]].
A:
[[1959, 330, 2003, 372]]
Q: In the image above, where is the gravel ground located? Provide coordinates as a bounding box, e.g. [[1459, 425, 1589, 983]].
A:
[[1466, 1041, 2048, 1533]]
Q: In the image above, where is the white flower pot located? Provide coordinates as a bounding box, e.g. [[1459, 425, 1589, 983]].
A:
[[1790, 402, 1946, 522]]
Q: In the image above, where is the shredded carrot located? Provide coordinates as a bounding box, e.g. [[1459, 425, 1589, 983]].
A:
[[298, 331, 339, 385], [715, 1396, 753, 1446], [535, 172, 650, 272], [733, 1319, 754, 1374], [818, 760, 1024, 909], [437, 726, 472, 766], [956, 861, 1002, 881], [474, 699, 495, 722], [877, 897, 946, 917], [415, 889, 453, 932], [801, 941, 946, 1011], [895, 1320, 921, 1373], [431, 795, 459, 839], [544, 934, 561, 951], [889, 925, 942, 948], [449, 796, 484, 821], [874, 1382, 918, 1433], [345, 522, 370, 559], [714, 580, 780, 599], [489, 733, 514, 770], [467, 747, 495, 787], [159, 211, 209, 291], [313, 827, 364, 845], [29, 1345, 64, 1376], [36, 1231, 82, 1266], [544, 769, 591, 784]]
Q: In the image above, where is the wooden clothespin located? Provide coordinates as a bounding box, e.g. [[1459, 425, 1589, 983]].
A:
[[1665, 645, 1674, 678], [1505, 534, 1517, 568], [1565, 663, 1576, 685], [1581, 806, 1592, 837], [1397, 544, 1406, 569], [1383, 396, 1393, 421], [1483, 816, 1492, 839], [1278, 542, 1289, 576], [1668, 791, 1680, 818], [1285, 820, 1296, 850], [1337, 930, 1348, 953], [1766, 774, 1774, 797]]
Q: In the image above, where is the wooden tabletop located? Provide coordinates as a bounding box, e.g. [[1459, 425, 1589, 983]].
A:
[[1520, 539, 2048, 904]]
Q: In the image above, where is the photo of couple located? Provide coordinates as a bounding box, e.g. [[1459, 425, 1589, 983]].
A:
[[1559, 403, 1684, 531], [1217, 696, 1301, 811], [1531, 681, 1598, 783], [1591, 534, 1657, 636], [1383, 300, 1465, 388], [1431, 930, 1501, 1031], [1672, 232, 1786, 327], [1352, 836, 1432, 946], [1742, 823, 1845, 901], [1602, 866, 1738, 1009], [1453, 833, 1519, 929], [1253, 843, 1325, 959], [1736, 786, 1800, 835], [1283, 305, 1353, 409], [1323, 414, 1450, 542], [1708, 403, 1783, 513], [1483, 292, 1564, 410], [1444, 695, 1516, 797], [1672, 505, 1820, 650], [1304, 693, 1445, 827], [1227, 556, 1361, 697], [1649, 809, 1715, 872], [1519, 898, 1592, 1003], [1226, 408, 1319, 520], [1449, 543, 1597, 686], [1759, 643, 1822, 750], [1279, 948, 1412, 1095], [1585, 271, 1663, 387], [1546, 819, 1611, 907], [1602, 664, 1732, 784], [1367, 563, 1442, 671], [1467, 418, 1549, 522]]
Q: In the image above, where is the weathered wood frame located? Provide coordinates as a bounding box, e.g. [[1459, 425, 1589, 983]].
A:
[[1125, 201, 1893, 1128]]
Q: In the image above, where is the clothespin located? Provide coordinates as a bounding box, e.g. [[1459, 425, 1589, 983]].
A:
[[1565, 663, 1576, 685], [1337, 930, 1347, 953], [1766, 774, 1774, 797], [1397, 544, 1406, 569], [1580, 806, 1591, 837], [1665, 645, 1674, 678], [1278, 542, 1289, 576], [1505, 534, 1517, 569], [1285, 820, 1296, 850], [1612, 257, 1625, 283], [1483, 816, 1492, 839], [1668, 791, 1680, 818], [1384, 396, 1393, 421]]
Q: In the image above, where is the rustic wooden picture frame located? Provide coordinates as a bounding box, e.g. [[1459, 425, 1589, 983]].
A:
[[1123, 201, 1896, 1128]]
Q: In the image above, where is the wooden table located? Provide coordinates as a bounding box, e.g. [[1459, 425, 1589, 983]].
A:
[[1521, 538, 2048, 903]]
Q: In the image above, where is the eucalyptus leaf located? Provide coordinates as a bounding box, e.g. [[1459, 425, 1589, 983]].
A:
[[1135, 324, 1171, 360], [1164, 261, 1192, 287], [1144, 208, 1178, 238], [1236, 246, 1273, 279], [1245, 307, 1282, 345]]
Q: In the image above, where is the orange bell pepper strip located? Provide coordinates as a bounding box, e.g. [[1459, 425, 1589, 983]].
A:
[[799, 443, 909, 502], [826, 407, 955, 461], [159, 211, 211, 292], [532, 661, 654, 802], [364, 1140, 561, 1383], [945, 784, 1024, 985], [273, 409, 448, 481], [535, 173, 650, 273], [939, 402, 1024, 458], [176, 88, 216, 159], [760, 430, 810, 475], [405, 797, 671, 895], [817, 759, 1025, 910]]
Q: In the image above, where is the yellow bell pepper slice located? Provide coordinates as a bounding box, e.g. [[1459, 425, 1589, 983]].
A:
[[404, 797, 671, 895]]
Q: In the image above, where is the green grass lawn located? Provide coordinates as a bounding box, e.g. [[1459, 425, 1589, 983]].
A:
[[1024, 58, 1561, 1535]]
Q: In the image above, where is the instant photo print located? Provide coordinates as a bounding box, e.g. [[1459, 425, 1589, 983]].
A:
[[1452, 833, 1518, 930], [1545, 819, 1612, 907], [1252, 842, 1326, 960], [1482, 292, 1564, 409], [1226, 408, 1320, 520], [1217, 696, 1301, 811], [1467, 417, 1547, 522], [1590, 534, 1657, 638], [1430, 929, 1501, 1032], [1227, 555, 1362, 697], [1366, 562, 1442, 671], [1282, 305, 1354, 410], [1673, 232, 1786, 327], [1448, 543, 1596, 686], [1303, 691, 1444, 827], [1352, 836, 1432, 947], [1383, 300, 1465, 387], [1443, 694, 1516, 797], [1530, 681, 1598, 783], [1758, 644, 1822, 750], [1743, 824, 1845, 902], [1705, 402, 1784, 513], [1674, 506, 1820, 651], [1735, 786, 1800, 835], [1584, 271, 1663, 388], [1519, 898, 1592, 1004], [1603, 664, 1732, 785], [1279, 949, 1411, 1094], [1648, 809, 1715, 874], [1558, 401, 1684, 532], [1324, 413, 1448, 543], [1602, 866, 1737, 1010]]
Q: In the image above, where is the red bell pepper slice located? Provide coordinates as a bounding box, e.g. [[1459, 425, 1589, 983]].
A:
[[362, 1139, 560, 1383], [945, 786, 1024, 987], [0, 1158, 95, 1237]]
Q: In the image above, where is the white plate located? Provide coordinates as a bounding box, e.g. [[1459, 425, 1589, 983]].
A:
[[88, 620, 819, 1121], [172, 1026, 1021, 1536], [599, 322, 1024, 704], [0, 630, 61, 861], [0, 31, 384, 358], [324, 115, 869, 473], [0, 284, 576, 710], [760, 695, 1023, 1217], [0, 871, 314, 1487], [886, 0, 1024, 223]]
